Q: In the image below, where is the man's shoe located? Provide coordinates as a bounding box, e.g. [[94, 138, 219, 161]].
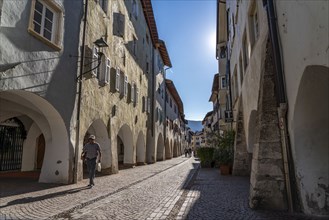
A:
[[88, 184, 92, 187]]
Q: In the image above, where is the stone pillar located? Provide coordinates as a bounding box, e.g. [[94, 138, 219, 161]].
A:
[[232, 101, 251, 176], [249, 39, 287, 210]]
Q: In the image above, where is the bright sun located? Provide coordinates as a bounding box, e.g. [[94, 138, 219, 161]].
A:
[[208, 30, 217, 51]]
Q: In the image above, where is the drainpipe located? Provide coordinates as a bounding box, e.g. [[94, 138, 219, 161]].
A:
[[163, 67, 171, 158], [151, 48, 155, 138], [74, 0, 88, 183], [225, 9, 233, 130], [265, 0, 294, 212]]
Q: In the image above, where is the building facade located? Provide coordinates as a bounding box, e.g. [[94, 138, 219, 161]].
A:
[[0, 0, 185, 185], [0, 0, 83, 183], [216, 0, 328, 216]]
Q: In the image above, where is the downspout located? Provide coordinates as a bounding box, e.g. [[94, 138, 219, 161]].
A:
[[74, 0, 88, 183], [163, 67, 171, 158], [151, 48, 155, 138], [226, 9, 233, 130], [265, 0, 295, 212]]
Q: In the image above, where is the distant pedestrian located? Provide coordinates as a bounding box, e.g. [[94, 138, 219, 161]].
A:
[[184, 148, 188, 157], [188, 148, 192, 157], [81, 134, 101, 187]]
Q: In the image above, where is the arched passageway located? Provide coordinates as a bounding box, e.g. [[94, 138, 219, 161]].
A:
[[0, 91, 70, 183], [156, 133, 164, 161], [117, 124, 134, 168], [136, 131, 146, 165], [292, 65, 329, 215], [82, 119, 111, 176], [146, 130, 155, 163], [165, 138, 171, 159], [173, 141, 178, 157]]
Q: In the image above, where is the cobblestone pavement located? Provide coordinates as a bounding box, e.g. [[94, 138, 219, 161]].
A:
[[0, 157, 326, 220], [177, 168, 325, 220]]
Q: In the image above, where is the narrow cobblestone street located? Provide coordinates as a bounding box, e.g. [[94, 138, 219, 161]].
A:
[[0, 157, 325, 220]]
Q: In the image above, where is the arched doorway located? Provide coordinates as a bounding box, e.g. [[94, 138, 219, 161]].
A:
[[0, 118, 26, 171], [0, 91, 70, 183], [292, 65, 329, 215]]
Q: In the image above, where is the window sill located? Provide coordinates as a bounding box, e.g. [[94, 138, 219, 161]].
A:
[[28, 28, 62, 51]]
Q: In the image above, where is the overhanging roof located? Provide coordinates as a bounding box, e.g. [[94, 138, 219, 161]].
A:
[[141, 1, 172, 68], [209, 73, 219, 102], [202, 110, 213, 123], [166, 79, 184, 114], [141, 0, 159, 48], [158, 40, 172, 67]]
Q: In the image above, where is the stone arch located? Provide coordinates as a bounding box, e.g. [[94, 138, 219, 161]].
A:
[[173, 141, 178, 157], [117, 124, 134, 167], [165, 138, 171, 159], [83, 119, 111, 172], [292, 65, 329, 215], [170, 139, 173, 158], [146, 130, 155, 163], [156, 133, 164, 161], [0, 90, 70, 183], [136, 131, 146, 165]]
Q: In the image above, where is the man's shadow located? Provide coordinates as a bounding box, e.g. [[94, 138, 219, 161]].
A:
[[0, 186, 90, 209]]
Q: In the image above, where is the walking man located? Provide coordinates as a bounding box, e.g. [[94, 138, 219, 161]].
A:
[[81, 134, 101, 187]]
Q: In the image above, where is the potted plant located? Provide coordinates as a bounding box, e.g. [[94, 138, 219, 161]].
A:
[[197, 147, 215, 168], [213, 130, 235, 175]]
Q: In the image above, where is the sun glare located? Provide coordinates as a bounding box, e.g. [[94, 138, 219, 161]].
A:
[[208, 30, 217, 51]]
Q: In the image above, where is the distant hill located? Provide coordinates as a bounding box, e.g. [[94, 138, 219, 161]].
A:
[[187, 120, 203, 132]]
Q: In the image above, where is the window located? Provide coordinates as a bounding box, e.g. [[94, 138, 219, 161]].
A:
[[174, 104, 177, 114], [99, 56, 110, 85], [221, 77, 226, 89], [132, 0, 138, 19], [105, 58, 110, 83], [239, 53, 244, 86], [142, 97, 146, 112], [115, 68, 120, 91], [146, 61, 149, 73], [136, 88, 139, 105], [233, 67, 239, 102], [242, 31, 249, 71], [92, 46, 100, 78], [98, 0, 108, 13], [170, 98, 172, 108], [147, 97, 151, 113], [124, 75, 128, 96], [133, 36, 137, 56], [146, 34, 149, 44], [131, 83, 135, 102], [158, 83, 161, 94], [29, 0, 63, 50], [248, 0, 259, 48]]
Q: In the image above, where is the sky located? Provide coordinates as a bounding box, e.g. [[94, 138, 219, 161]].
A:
[[152, 0, 218, 121]]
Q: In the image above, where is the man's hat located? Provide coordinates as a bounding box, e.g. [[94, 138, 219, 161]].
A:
[[89, 135, 96, 140]]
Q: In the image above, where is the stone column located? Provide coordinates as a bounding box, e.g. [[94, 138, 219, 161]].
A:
[[249, 39, 287, 210], [232, 100, 251, 176]]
